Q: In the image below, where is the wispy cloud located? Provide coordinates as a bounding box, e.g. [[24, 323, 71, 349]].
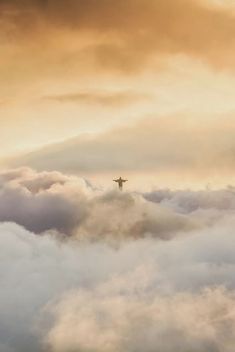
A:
[[42, 91, 151, 107], [9, 115, 235, 181]]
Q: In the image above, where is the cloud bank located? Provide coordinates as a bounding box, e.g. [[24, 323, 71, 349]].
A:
[[1, 219, 235, 351], [0, 168, 199, 240], [1, 168, 235, 351], [2, 0, 235, 77], [47, 287, 235, 352], [1, 167, 235, 241], [9, 116, 235, 181]]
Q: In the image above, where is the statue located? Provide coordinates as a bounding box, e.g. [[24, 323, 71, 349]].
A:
[[113, 177, 128, 191]]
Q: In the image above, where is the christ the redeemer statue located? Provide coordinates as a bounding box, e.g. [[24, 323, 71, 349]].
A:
[[113, 177, 128, 191]]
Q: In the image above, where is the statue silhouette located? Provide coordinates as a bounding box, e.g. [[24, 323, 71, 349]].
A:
[[113, 177, 128, 191]]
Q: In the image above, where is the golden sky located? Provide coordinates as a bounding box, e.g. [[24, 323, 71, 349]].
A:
[[1, 0, 235, 188]]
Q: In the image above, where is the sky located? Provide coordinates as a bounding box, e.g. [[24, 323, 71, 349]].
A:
[[1, 2, 235, 351], [1, 0, 235, 188]]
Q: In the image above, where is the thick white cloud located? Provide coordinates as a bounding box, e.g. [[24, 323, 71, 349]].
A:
[[47, 287, 235, 352], [0, 168, 90, 235], [1, 168, 235, 244], [1, 220, 235, 351], [145, 187, 235, 213], [0, 168, 200, 240], [1, 168, 235, 351]]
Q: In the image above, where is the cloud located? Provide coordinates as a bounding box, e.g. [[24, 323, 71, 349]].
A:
[[1, 167, 235, 242], [47, 287, 235, 352], [1, 168, 235, 351], [0, 168, 199, 239], [1, 0, 235, 75], [42, 91, 150, 107], [0, 168, 90, 235], [145, 187, 235, 213], [9, 115, 235, 178], [1, 166, 235, 241], [1, 218, 235, 351], [75, 190, 200, 242]]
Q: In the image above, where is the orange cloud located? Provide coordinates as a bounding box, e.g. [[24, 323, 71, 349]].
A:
[[1, 0, 235, 74], [8, 115, 235, 179], [42, 91, 151, 106]]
